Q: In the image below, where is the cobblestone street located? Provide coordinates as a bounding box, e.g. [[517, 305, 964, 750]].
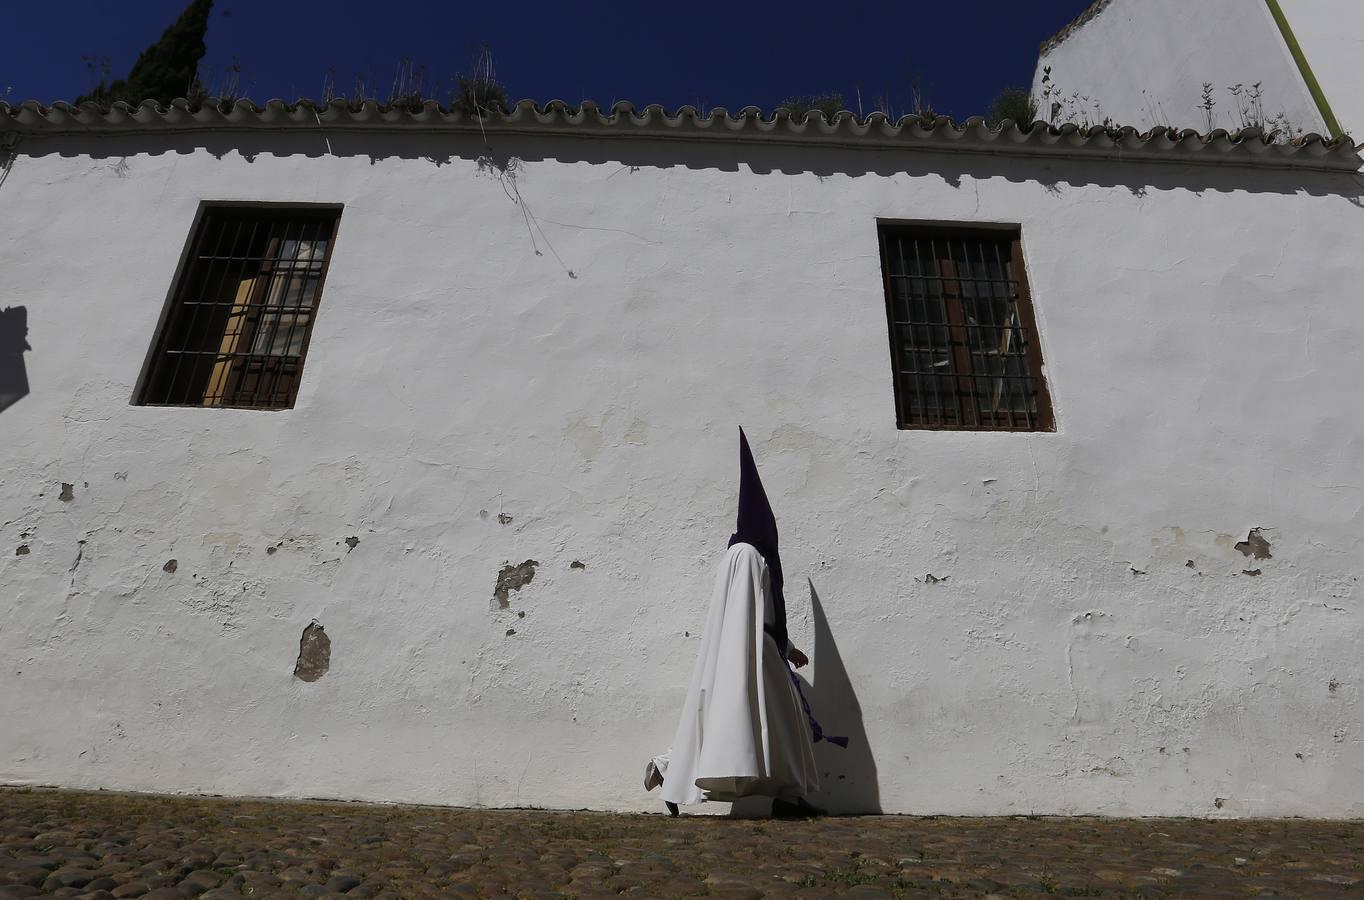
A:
[[1, 789, 1360, 898]]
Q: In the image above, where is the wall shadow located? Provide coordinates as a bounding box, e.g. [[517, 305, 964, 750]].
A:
[[0, 306, 30, 414], [14, 130, 1364, 202], [799, 578, 881, 815]]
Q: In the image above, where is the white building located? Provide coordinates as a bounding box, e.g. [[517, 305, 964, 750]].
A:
[[1032, 0, 1362, 140], [1, 99, 1361, 817]]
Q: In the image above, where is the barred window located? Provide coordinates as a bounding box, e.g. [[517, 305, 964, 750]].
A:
[[137, 206, 341, 409], [878, 225, 1053, 431]]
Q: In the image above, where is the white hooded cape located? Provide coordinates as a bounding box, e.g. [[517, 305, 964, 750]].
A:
[[657, 542, 819, 805]]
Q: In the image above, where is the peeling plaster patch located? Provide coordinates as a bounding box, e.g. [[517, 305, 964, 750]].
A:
[[59, 483, 74, 502], [493, 560, 538, 608], [517, 610, 525, 618], [623, 417, 651, 445], [1130, 567, 1147, 577], [162, 559, 178, 573], [505, 628, 516, 637], [565, 417, 605, 460], [922, 573, 949, 584], [1329, 680, 1340, 694], [293, 622, 330, 682], [497, 513, 513, 525], [344, 536, 360, 552], [1242, 568, 1262, 577], [1214, 797, 1226, 809], [113, 471, 128, 481], [1185, 560, 1196, 569], [15, 545, 29, 556], [570, 560, 586, 570], [1235, 528, 1272, 560], [266, 546, 277, 555]]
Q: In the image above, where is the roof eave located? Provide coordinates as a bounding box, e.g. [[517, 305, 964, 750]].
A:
[[3, 99, 1359, 173]]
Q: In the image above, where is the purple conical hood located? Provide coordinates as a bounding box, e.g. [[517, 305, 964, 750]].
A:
[[728, 427, 788, 653]]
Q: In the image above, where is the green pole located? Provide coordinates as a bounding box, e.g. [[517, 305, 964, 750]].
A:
[[1264, 0, 1344, 138]]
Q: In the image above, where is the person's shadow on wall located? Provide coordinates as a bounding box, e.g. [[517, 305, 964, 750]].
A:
[[800, 578, 881, 814], [732, 578, 882, 817], [0, 306, 30, 415]]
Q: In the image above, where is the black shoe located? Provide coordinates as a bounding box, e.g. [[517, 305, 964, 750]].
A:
[[771, 797, 827, 818]]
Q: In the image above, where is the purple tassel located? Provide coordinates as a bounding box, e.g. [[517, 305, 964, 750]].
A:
[[789, 669, 849, 748]]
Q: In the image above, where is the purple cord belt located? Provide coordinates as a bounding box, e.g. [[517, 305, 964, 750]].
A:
[[789, 668, 850, 748]]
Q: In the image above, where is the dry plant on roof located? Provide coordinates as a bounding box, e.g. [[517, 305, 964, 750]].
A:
[[452, 46, 508, 117]]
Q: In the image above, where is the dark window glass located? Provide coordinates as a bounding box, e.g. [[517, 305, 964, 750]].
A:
[[138, 207, 340, 410], [879, 225, 1053, 431]]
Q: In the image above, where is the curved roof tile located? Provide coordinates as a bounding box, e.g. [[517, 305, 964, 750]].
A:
[[2, 97, 1358, 171]]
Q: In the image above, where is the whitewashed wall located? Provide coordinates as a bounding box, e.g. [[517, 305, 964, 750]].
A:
[[1032, 0, 1325, 136], [1279, 0, 1364, 138], [1, 130, 1362, 817]]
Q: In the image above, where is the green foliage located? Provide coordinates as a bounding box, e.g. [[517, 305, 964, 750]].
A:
[[987, 86, 1038, 127], [777, 92, 846, 122], [76, 0, 213, 107]]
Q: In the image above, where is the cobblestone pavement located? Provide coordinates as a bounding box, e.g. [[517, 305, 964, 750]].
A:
[[1, 789, 1361, 899]]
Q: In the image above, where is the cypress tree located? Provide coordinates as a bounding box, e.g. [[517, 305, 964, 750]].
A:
[[77, 0, 214, 107]]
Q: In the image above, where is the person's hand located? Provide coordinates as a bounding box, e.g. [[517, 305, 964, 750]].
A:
[[787, 646, 809, 668]]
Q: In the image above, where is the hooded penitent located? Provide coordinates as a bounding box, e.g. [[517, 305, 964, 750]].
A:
[[649, 429, 820, 807], [729, 427, 788, 654]]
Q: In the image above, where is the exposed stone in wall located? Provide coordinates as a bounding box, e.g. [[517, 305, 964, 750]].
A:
[[59, 483, 74, 502], [293, 622, 331, 682], [570, 560, 586, 570], [1235, 529, 1272, 560], [493, 560, 538, 608], [163, 559, 177, 573]]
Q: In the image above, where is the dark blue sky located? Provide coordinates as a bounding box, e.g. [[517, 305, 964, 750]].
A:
[[6, 1, 1093, 119]]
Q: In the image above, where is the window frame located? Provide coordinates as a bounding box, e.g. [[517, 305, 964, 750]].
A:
[[877, 221, 1054, 433], [134, 202, 343, 411]]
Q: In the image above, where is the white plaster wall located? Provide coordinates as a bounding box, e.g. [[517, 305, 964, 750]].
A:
[[1, 130, 1362, 818], [1032, 0, 1325, 136], [1279, 0, 1364, 137]]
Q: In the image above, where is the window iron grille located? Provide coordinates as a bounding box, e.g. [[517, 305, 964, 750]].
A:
[[878, 226, 1053, 431], [137, 206, 341, 410]]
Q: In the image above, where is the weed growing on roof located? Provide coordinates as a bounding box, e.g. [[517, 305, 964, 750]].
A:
[[776, 92, 846, 122], [1199, 82, 1217, 132], [1038, 66, 1113, 129], [1041, 66, 1307, 141], [987, 87, 1038, 128], [452, 46, 508, 118]]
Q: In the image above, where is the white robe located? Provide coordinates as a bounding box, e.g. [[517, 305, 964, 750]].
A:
[[658, 543, 819, 805]]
